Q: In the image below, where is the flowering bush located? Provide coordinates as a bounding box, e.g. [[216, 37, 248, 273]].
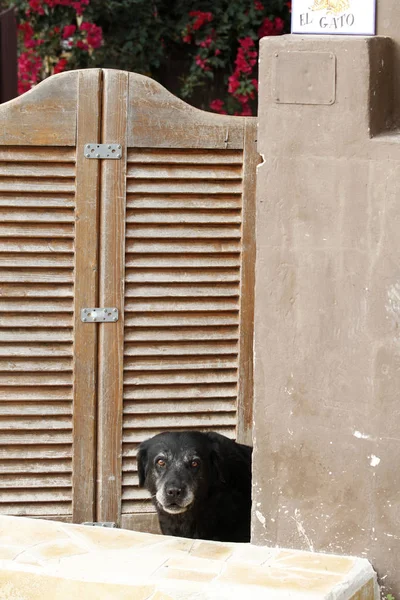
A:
[[11, 0, 102, 94], [179, 1, 290, 115], [9, 0, 290, 114]]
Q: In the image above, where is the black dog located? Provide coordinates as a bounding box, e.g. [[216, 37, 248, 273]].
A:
[[137, 431, 252, 542]]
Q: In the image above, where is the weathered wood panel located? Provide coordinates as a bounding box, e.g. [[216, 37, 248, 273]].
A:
[[0, 145, 75, 519], [117, 74, 257, 522]]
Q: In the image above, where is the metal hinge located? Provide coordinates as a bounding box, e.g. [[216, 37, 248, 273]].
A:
[[84, 143, 122, 159], [83, 522, 117, 528], [81, 308, 119, 322]]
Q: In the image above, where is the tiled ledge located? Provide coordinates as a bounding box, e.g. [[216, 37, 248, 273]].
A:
[[0, 515, 378, 600]]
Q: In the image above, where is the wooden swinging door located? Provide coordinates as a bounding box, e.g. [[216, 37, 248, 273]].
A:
[[0, 69, 101, 523], [0, 69, 257, 529]]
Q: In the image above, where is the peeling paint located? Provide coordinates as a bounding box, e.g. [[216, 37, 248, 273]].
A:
[[353, 430, 371, 440], [255, 510, 266, 527], [369, 455, 380, 467], [292, 509, 314, 552]]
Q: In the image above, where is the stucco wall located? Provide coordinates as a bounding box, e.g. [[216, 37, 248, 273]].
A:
[[252, 33, 400, 597]]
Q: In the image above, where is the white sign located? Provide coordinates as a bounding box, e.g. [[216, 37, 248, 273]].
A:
[[291, 0, 376, 35]]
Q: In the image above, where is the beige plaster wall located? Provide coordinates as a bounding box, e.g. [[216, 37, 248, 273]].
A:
[[252, 33, 400, 597]]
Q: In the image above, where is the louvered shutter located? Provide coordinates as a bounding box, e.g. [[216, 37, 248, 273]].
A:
[[94, 73, 258, 530], [0, 70, 101, 523]]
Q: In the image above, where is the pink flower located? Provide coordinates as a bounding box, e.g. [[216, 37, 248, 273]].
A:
[[200, 35, 213, 48], [54, 57, 68, 74], [62, 25, 76, 39], [195, 55, 210, 71], [210, 99, 227, 114], [28, 0, 44, 14], [189, 11, 213, 31], [254, 0, 264, 9], [76, 39, 89, 50], [80, 22, 103, 49]]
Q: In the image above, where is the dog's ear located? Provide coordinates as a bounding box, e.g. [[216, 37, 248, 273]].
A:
[[137, 442, 148, 488], [205, 432, 226, 484]]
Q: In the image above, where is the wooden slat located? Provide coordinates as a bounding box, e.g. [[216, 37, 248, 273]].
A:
[[124, 384, 237, 400], [125, 283, 239, 297], [0, 148, 76, 162], [125, 254, 240, 268], [0, 224, 74, 238], [0, 239, 74, 252], [97, 69, 128, 525], [0, 314, 72, 327], [0, 344, 72, 357], [0, 163, 74, 178], [126, 195, 241, 210], [0, 194, 75, 208], [0, 446, 71, 459], [127, 180, 242, 194], [124, 370, 237, 385], [0, 504, 72, 516], [0, 489, 71, 502], [0, 474, 71, 487], [0, 330, 72, 342], [124, 298, 239, 312], [125, 269, 240, 283], [0, 178, 75, 193], [123, 398, 236, 414], [0, 431, 71, 444], [0, 358, 72, 371], [0, 299, 73, 312], [0, 269, 74, 283], [124, 312, 238, 327], [0, 387, 72, 400], [124, 341, 238, 356], [0, 416, 72, 429], [126, 240, 241, 253], [0, 254, 73, 268], [72, 68, 102, 524], [0, 402, 72, 416], [124, 356, 237, 370], [0, 208, 74, 222], [0, 373, 72, 386], [126, 224, 241, 238], [127, 148, 243, 164], [127, 210, 241, 223], [127, 164, 242, 179], [0, 283, 73, 297], [123, 412, 236, 430], [0, 458, 71, 473], [122, 425, 235, 444], [124, 326, 238, 342]]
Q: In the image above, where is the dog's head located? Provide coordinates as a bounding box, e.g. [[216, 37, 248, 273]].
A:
[[137, 431, 223, 515]]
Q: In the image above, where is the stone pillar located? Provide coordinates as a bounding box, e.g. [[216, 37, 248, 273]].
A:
[[252, 31, 400, 597]]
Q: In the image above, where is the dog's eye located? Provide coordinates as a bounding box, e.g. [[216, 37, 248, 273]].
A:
[[191, 460, 199, 468], [156, 458, 166, 467]]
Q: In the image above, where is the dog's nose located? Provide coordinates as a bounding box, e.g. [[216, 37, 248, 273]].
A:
[[166, 486, 182, 499]]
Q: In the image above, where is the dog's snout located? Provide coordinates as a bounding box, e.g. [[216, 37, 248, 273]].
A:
[[166, 486, 182, 499]]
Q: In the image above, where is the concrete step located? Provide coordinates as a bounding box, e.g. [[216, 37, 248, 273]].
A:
[[0, 515, 378, 599]]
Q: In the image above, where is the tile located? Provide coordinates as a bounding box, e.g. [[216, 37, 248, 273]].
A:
[[0, 516, 378, 600]]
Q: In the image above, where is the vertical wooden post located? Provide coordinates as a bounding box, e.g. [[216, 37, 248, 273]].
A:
[[97, 70, 128, 524], [72, 69, 102, 523], [237, 118, 258, 446]]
